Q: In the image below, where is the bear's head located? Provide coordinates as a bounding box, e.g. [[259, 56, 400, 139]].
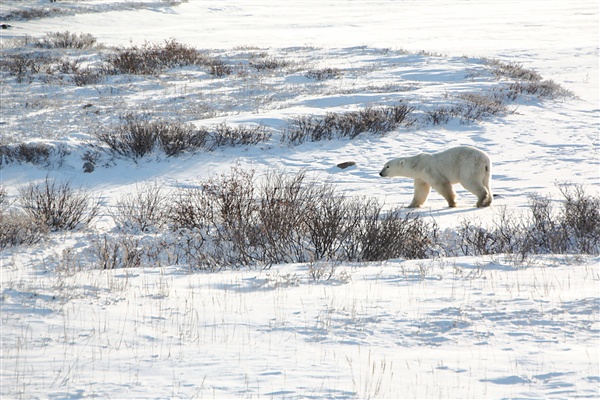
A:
[[379, 158, 405, 178]]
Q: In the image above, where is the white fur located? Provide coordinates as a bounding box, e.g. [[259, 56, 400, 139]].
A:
[[379, 146, 493, 208]]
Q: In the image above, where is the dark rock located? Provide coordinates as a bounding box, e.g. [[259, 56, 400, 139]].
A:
[[83, 161, 95, 173], [336, 161, 356, 169]]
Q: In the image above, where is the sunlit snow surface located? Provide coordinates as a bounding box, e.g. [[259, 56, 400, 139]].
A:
[[1, 1, 598, 399]]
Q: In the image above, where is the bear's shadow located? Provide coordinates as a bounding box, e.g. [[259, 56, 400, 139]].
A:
[[420, 205, 484, 217]]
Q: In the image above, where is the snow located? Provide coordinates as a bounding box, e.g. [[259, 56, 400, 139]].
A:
[[1, 1, 599, 399], [3, 257, 599, 399]]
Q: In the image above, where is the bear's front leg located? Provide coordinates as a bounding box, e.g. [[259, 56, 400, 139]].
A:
[[408, 178, 431, 208]]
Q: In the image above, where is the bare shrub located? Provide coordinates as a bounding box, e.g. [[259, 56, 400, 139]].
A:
[[457, 208, 522, 257], [55, 59, 80, 75], [36, 31, 97, 49], [106, 39, 202, 75], [61, 182, 599, 272], [455, 92, 508, 122], [167, 168, 286, 269], [71, 66, 103, 86], [456, 185, 600, 258], [156, 124, 209, 156], [283, 115, 332, 145], [0, 51, 103, 86], [526, 194, 566, 254], [169, 186, 212, 233], [105, 46, 149, 75], [307, 262, 337, 282], [350, 206, 435, 261], [0, 142, 69, 167], [330, 105, 414, 137], [111, 182, 169, 233], [426, 105, 456, 125], [559, 184, 600, 254], [0, 142, 50, 165], [18, 177, 99, 231], [16, 142, 52, 164], [282, 104, 413, 145], [505, 80, 573, 99], [156, 38, 203, 67], [427, 92, 508, 125], [303, 190, 359, 261], [481, 58, 572, 99], [1, 8, 60, 21], [93, 114, 158, 159], [210, 123, 271, 149], [0, 209, 47, 250], [0, 53, 58, 83], [483, 58, 543, 82], [93, 114, 270, 159], [249, 56, 291, 71], [306, 67, 343, 80], [459, 202, 568, 260], [201, 166, 262, 268], [172, 231, 212, 270], [93, 114, 200, 158], [256, 170, 323, 264], [0, 185, 47, 249], [90, 235, 142, 269], [208, 60, 233, 77], [457, 220, 495, 256], [167, 167, 438, 270]]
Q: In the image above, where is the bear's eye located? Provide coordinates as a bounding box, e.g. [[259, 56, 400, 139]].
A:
[[386, 165, 389, 169]]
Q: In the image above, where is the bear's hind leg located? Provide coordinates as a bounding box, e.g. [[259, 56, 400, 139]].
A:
[[479, 171, 493, 207], [462, 181, 492, 207], [477, 191, 492, 207], [431, 181, 457, 207], [408, 178, 431, 208]]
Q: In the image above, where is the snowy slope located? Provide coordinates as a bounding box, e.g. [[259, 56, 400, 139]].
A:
[[1, 1, 599, 399]]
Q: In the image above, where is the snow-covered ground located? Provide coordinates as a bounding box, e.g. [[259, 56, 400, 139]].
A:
[[1, 1, 599, 399]]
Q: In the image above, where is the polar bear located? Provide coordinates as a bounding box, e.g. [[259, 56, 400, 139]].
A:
[[379, 146, 492, 208]]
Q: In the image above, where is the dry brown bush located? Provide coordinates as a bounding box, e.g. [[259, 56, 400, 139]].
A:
[[282, 104, 414, 145], [18, 177, 99, 231], [167, 167, 437, 270], [35, 31, 97, 49], [456, 184, 600, 259]]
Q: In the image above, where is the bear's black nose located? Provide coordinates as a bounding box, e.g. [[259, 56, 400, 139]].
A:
[[379, 172, 383, 177]]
